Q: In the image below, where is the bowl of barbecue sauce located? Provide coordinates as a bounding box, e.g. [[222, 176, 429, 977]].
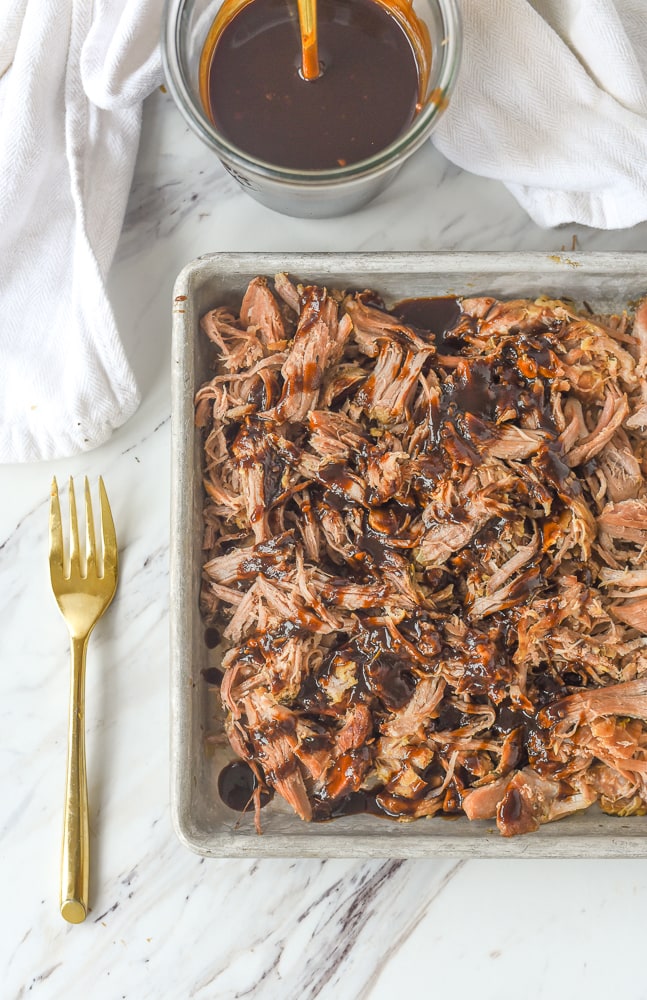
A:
[[162, 0, 461, 217]]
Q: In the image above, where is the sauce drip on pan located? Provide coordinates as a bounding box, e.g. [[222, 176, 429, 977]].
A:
[[202, 666, 225, 687], [204, 627, 221, 649], [218, 761, 274, 811], [394, 296, 462, 336]]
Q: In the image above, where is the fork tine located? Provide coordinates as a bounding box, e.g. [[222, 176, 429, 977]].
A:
[[68, 477, 81, 577], [98, 476, 118, 576], [49, 478, 64, 573], [84, 478, 96, 576]]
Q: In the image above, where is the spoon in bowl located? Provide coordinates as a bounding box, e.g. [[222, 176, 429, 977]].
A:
[[297, 0, 320, 80]]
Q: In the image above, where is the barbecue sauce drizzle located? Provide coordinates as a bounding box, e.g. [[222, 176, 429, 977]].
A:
[[205, 289, 587, 824]]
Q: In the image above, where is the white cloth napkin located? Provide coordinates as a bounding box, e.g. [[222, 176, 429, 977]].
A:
[[436, 0, 647, 228], [0, 0, 161, 463]]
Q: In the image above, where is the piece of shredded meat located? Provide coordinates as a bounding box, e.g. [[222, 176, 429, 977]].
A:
[[197, 276, 647, 836]]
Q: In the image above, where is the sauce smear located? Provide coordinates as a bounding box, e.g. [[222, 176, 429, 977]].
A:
[[203, 0, 420, 170]]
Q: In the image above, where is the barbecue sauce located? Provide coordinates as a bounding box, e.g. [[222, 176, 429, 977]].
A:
[[204, 627, 221, 649], [200, 0, 424, 170], [395, 296, 462, 337], [218, 761, 274, 811], [203, 666, 225, 686]]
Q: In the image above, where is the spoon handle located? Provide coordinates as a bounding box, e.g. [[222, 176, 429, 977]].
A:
[[297, 0, 320, 80]]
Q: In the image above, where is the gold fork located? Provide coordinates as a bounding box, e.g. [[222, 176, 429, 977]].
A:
[[49, 477, 118, 924]]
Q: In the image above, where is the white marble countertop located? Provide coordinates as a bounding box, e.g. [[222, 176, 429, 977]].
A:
[[4, 89, 647, 999]]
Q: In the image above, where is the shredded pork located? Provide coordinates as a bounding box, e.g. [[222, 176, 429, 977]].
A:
[[197, 278, 647, 836]]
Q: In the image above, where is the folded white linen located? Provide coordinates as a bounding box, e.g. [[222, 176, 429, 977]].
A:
[[0, 0, 161, 462], [435, 0, 647, 229]]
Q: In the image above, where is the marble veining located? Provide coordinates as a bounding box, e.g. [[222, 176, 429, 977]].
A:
[[3, 87, 647, 999]]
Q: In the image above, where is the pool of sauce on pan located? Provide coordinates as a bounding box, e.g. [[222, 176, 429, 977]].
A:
[[202, 0, 420, 170], [218, 761, 274, 811], [203, 629, 224, 686], [394, 296, 462, 335]]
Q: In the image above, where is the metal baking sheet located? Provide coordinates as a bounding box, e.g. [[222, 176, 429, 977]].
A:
[[170, 251, 647, 857]]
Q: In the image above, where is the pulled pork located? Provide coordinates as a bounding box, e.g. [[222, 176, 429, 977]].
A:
[[197, 277, 647, 836]]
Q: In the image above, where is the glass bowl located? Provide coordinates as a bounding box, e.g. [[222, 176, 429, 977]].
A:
[[162, 0, 462, 218]]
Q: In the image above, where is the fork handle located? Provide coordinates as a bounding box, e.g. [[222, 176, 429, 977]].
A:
[[61, 634, 90, 923]]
